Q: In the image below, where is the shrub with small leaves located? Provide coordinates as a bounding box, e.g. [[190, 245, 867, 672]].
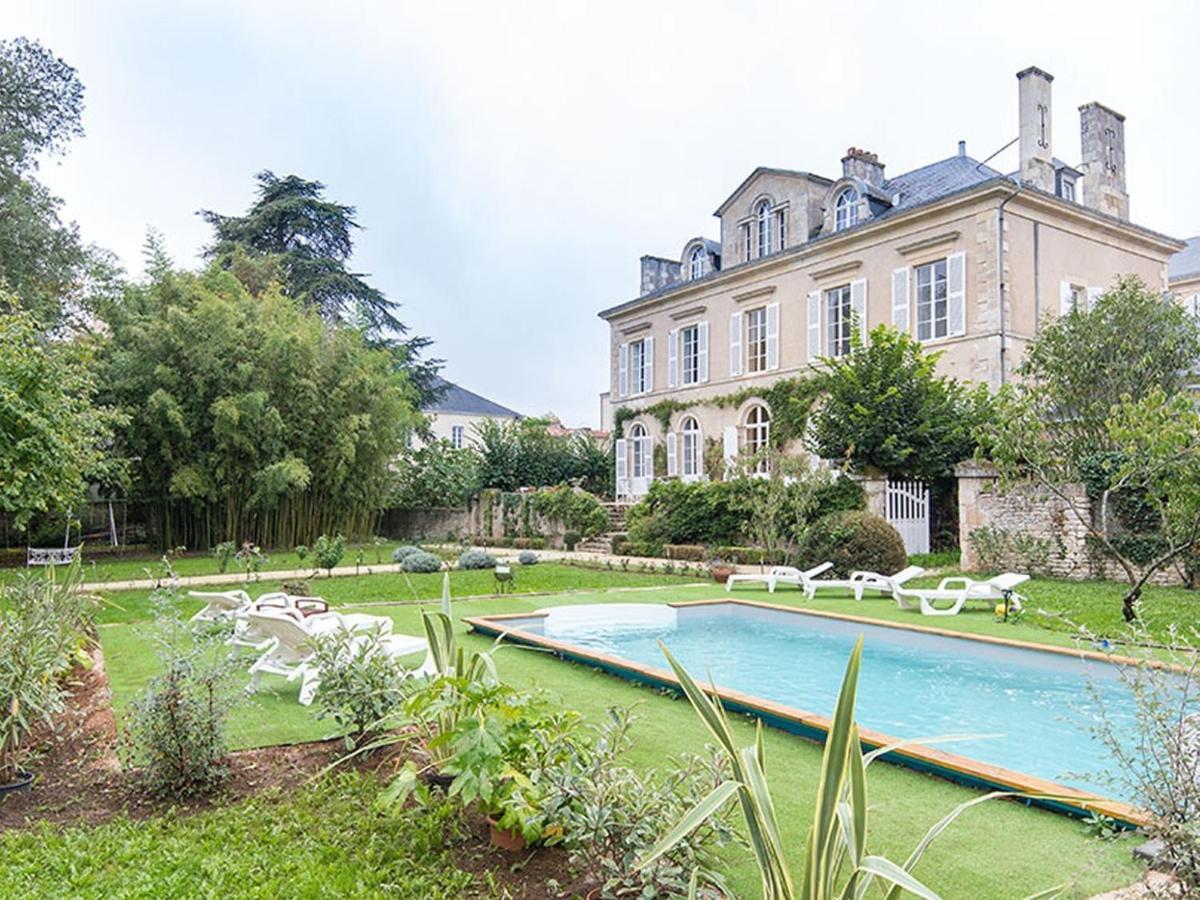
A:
[[562, 530, 581, 551], [458, 549, 497, 570], [401, 551, 443, 573], [294, 544, 309, 566], [211, 540, 236, 574], [518, 550, 538, 566], [311, 629, 408, 749], [392, 545, 424, 564], [312, 533, 347, 574]]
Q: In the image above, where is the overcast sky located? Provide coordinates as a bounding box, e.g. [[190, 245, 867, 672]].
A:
[[7, 0, 1200, 425]]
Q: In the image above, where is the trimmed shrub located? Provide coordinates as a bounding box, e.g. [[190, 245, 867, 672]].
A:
[[400, 551, 442, 573], [800, 511, 906, 578], [458, 549, 498, 570], [812, 477, 866, 518], [710, 545, 791, 566], [663, 543, 706, 562], [392, 545, 424, 563], [513, 537, 547, 550], [563, 530, 581, 551], [518, 550, 539, 566], [609, 533, 627, 553]]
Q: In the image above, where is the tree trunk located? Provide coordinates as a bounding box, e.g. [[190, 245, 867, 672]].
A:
[[1122, 586, 1141, 622]]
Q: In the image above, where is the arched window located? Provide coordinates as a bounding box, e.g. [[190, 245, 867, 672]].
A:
[[680, 416, 701, 479], [835, 188, 859, 232], [744, 405, 771, 471], [756, 200, 772, 257], [629, 423, 648, 479], [689, 245, 706, 281]]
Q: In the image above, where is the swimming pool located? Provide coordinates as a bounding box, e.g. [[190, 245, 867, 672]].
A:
[[467, 599, 1146, 824]]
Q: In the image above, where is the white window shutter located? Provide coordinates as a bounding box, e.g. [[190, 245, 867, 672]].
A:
[[666, 432, 677, 476], [1060, 280, 1074, 315], [644, 336, 654, 392], [765, 302, 780, 370], [850, 278, 867, 344], [697, 321, 710, 382], [946, 252, 966, 336], [614, 438, 628, 498], [891, 267, 909, 331], [617, 343, 628, 398], [722, 425, 739, 472], [1087, 287, 1103, 311], [729, 312, 742, 377], [642, 436, 654, 482], [667, 329, 678, 389], [806, 291, 821, 360]]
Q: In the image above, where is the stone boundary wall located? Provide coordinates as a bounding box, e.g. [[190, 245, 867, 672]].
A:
[[377, 506, 472, 541], [379, 491, 576, 546], [956, 461, 1185, 586]]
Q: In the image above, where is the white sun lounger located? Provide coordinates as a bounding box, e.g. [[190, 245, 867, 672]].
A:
[[188, 589, 253, 623], [726, 562, 833, 594], [244, 608, 410, 705], [805, 565, 927, 601], [894, 572, 1029, 617]]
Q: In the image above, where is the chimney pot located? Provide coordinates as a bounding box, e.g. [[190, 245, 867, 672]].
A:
[[958, 140, 966, 158], [841, 147, 885, 186]]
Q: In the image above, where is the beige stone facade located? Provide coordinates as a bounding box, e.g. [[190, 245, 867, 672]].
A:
[[598, 67, 1184, 500]]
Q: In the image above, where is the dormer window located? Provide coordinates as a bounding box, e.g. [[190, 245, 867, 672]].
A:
[[756, 200, 772, 258], [689, 245, 706, 280], [1058, 174, 1076, 202], [835, 188, 859, 232]]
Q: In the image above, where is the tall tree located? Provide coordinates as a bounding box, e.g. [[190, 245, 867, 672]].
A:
[[0, 37, 102, 328], [199, 171, 442, 400]]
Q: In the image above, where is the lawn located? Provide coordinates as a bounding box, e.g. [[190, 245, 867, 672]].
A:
[[89, 576, 1146, 898]]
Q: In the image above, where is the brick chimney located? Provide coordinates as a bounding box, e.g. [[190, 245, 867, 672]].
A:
[[1078, 102, 1129, 220], [1017, 66, 1055, 192], [841, 148, 885, 187]]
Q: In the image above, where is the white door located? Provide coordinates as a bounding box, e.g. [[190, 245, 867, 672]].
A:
[[886, 479, 930, 555], [628, 426, 652, 498]]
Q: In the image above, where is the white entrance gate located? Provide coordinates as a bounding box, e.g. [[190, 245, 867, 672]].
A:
[[886, 479, 930, 555]]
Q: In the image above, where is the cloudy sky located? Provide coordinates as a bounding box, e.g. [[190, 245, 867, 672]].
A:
[[7, 0, 1200, 425]]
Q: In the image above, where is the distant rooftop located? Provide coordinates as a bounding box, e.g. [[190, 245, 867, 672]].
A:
[[1170, 236, 1200, 283], [423, 378, 522, 418]]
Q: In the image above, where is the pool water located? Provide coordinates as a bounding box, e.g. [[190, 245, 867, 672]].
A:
[[510, 602, 1139, 802]]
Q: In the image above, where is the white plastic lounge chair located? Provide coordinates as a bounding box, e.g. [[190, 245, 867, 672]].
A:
[[227, 592, 336, 649], [805, 565, 927, 601], [244, 609, 416, 705], [188, 589, 253, 623], [726, 562, 834, 594], [894, 572, 1029, 617]]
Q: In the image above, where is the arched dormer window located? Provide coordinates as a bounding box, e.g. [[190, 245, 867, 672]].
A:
[[689, 245, 706, 281], [756, 200, 772, 258], [835, 188, 859, 232]]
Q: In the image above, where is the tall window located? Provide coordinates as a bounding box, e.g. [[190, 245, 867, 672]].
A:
[[681, 416, 701, 478], [835, 188, 859, 231], [825, 285, 852, 358], [629, 423, 648, 478], [745, 405, 771, 471], [756, 200, 772, 258], [776, 208, 787, 250], [680, 324, 700, 385], [915, 258, 949, 341], [740, 223, 751, 262], [1059, 175, 1076, 202], [689, 245, 706, 280], [746, 307, 768, 373], [629, 338, 649, 394], [451, 425, 465, 449]]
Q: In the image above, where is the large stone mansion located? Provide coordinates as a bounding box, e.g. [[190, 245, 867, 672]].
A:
[[598, 66, 1188, 500]]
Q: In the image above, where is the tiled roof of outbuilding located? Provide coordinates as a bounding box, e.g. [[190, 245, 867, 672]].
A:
[[423, 378, 522, 418], [1169, 236, 1200, 283]]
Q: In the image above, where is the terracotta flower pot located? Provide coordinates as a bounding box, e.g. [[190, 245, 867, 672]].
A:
[[710, 565, 734, 584], [487, 816, 527, 852]]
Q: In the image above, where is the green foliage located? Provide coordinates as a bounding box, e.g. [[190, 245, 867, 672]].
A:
[[530, 484, 608, 538], [400, 550, 442, 574], [0, 301, 123, 529], [392, 544, 424, 563], [391, 439, 480, 508], [234, 541, 268, 577], [562, 530, 581, 551], [121, 585, 240, 798], [310, 629, 408, 748], [968, 526, 1053, 575], [457, 549, 497, 570], [97, 265, 418, 549], [474, 418, 610, 495], [810, 325, 989, 479], [210, 541, 236, 574], [517, 550, 538, 565], [800, 511, 907, 578], [312, 534, 347, 574]]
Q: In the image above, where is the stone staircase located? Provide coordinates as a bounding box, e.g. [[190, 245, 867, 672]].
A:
[[575, 502, 631, 554]]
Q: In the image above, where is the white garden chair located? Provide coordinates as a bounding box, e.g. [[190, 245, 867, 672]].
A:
[[894, 572, 1030, 617], [726, 562, 833, 595], [188, 589, 253, 624], [805, 565, 927, 601]]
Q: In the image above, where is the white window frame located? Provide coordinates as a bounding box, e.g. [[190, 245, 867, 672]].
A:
[[628, 337, 652, 395], [689, 245, 705, 281], [745, 306, 768, 373], [825, 284, 853, 358], [1060, 176, 1076, 202], [915, 258, 949, 341], [835, 188, 859, 232], [775, 208, 787, 251], [740, 223, 751, 262], [680, 416, 702, 480], [450, 424, 465, 449], [756, 200, 772, 258], [629, 423, 648, 479], [680, 324, 700, 385], [744, 405, 771, 472]]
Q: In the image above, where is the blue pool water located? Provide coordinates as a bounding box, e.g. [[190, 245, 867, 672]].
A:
[[501, 602, 1140, 802]]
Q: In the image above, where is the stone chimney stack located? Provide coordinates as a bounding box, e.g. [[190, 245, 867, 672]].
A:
[[1017, 66, 1055, 192], [1078, 102, 1129, 220], [841, 148, 885, 187]]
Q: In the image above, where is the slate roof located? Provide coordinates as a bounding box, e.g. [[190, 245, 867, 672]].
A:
[[1169, 236, 1200, 283], [423, 378, 522, 418], [879, 154, 1006, 214]]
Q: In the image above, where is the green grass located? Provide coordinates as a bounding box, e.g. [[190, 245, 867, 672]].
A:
[[0, 774, 496, 899], [94, 580, 1144, 898]]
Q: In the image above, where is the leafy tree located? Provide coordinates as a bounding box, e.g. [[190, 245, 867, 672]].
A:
[[0, 299, 123, 530], [199, 171, 442, 401], [0, 37, 105, 328], [96, 263, 419, 549], [809, 325, 988, 480], [474, 418, 610, 495], [980, 280, 1200, 621], [391, 440, 481, 508]]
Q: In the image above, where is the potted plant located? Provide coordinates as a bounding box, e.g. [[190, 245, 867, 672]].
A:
[[708, 557, 735, 584]]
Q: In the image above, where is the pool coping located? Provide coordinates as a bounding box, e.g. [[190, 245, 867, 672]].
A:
[[465, 597, 1149, 827]]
